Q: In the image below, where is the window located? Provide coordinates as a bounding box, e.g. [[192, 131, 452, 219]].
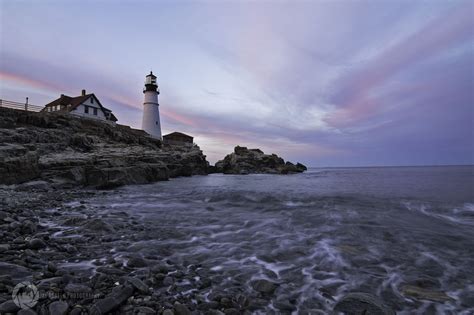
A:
[[84, 106, 89, 114], [93, 108, 98, 115], [91, 97, 94, 104]]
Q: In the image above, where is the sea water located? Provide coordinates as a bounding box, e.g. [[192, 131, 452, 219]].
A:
[[90, 166, 474, 313]]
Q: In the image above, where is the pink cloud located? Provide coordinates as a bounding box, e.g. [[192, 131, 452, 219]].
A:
[[326, 3, 474, 128]]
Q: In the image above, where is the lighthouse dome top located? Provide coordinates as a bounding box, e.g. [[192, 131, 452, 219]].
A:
[[146, 71, 157, 78]]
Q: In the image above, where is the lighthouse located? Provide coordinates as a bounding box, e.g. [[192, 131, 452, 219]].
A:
[[141, 71, 162, 139]]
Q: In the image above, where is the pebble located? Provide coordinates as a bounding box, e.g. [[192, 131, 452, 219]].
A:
[[126, 277, 150, 294], [89, 285, 134, 315], [28, 238, 46, 250], [163, 276, 174, 286], [48, 301, 69, 315], [174, 302, 192, 315], [333, 292, 394, 315], [251, 279, 278, 294]]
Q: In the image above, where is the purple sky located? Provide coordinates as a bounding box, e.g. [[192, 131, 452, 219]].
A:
[[1, 0, 473, 166]]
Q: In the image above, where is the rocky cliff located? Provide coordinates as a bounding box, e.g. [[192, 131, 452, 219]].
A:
[[0, 107, 209, 188], [213, 146, 307, 174]]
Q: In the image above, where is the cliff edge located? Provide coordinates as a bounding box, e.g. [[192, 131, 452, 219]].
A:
[[0, 107, 208, 188]]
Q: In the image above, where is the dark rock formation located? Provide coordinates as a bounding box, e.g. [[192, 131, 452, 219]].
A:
[[214, 146, 307, 174], [0, 108, 209, 188]]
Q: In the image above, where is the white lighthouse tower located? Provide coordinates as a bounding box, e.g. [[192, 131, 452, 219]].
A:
[[141, 71, 162, 139]]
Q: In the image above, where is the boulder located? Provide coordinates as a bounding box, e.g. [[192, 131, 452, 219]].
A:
[[333, 292, 394, 315]]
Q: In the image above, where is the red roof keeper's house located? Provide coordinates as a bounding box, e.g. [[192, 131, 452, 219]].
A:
[[42, 90, 117, 123]]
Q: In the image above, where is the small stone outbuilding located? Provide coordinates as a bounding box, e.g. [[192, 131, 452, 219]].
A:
[[163, 132, 193, 146]]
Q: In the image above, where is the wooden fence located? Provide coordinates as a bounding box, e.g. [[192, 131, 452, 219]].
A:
[[0, 99, 44, 112]]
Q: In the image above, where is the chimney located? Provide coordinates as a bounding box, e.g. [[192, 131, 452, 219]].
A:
[[81, 89, 86, 96], [60, 94, 64, 98]]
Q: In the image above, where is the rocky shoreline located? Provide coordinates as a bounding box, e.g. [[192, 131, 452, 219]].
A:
[[0, 107, 208, 189], [0, 184, 259, 314], [0, 181, 396, 315], [0, 108, 306, 190]]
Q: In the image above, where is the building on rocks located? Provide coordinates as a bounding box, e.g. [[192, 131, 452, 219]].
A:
[[42, 90, 117, 123]]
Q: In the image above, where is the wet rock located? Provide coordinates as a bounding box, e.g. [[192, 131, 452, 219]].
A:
[[136, 306, 155, 314], [274, 299, 296, 312], [89, 285, 134, 315], [174, 302, 191, 315], [251, 279, 278, 294], [401, 284, 454, 302], [18, 308, 38, 315], [69, 307, 84, 315], [20, 220, 37, 234], [333, 292, 394, 315], [223, 308, 239, 315], [65, 283, 92, 293], [37, 277, 63, 290], [16, 180, 50, 192], [151, 263, 170, 274], [82, 218, 115, 233], [0, 262, 32, 281], [48, 300, 69, 315], [126, 277, 150, 294], [128, 256, 148, 268], [0, 300, 20, 313], [96, 266, 126, 276], [28, 238, 46, 249], [163, 276, 174, 286]]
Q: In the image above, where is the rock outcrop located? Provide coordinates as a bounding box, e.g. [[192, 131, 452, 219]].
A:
[[0, 107, 209, 188], [213, 146, 307, 175]]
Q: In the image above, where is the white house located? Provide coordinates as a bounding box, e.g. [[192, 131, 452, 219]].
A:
[[42, 90, 117, 123]]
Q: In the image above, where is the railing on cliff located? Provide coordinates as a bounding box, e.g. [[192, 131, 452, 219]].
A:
[[0, 99, 44, 112]]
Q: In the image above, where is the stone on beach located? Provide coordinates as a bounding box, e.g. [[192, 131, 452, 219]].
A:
[[251, 279, 279, 294], [333, 292, 395, 315], [48, 301, 69, 315], [89, 285, 134, 315]]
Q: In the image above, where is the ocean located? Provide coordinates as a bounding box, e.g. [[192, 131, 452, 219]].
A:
[[86, 166, 474, 313]]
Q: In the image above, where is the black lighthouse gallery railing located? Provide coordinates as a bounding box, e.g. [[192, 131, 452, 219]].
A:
[[0, 98, 44, 112]]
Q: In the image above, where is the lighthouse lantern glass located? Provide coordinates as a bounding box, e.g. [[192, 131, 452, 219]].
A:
[[145, 76, 156, 85]]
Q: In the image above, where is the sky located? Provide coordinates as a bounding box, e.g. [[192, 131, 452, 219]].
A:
[[1, 0, 473, 166]]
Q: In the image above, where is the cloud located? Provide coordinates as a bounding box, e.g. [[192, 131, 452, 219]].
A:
[[325, 2, 474, 128]]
